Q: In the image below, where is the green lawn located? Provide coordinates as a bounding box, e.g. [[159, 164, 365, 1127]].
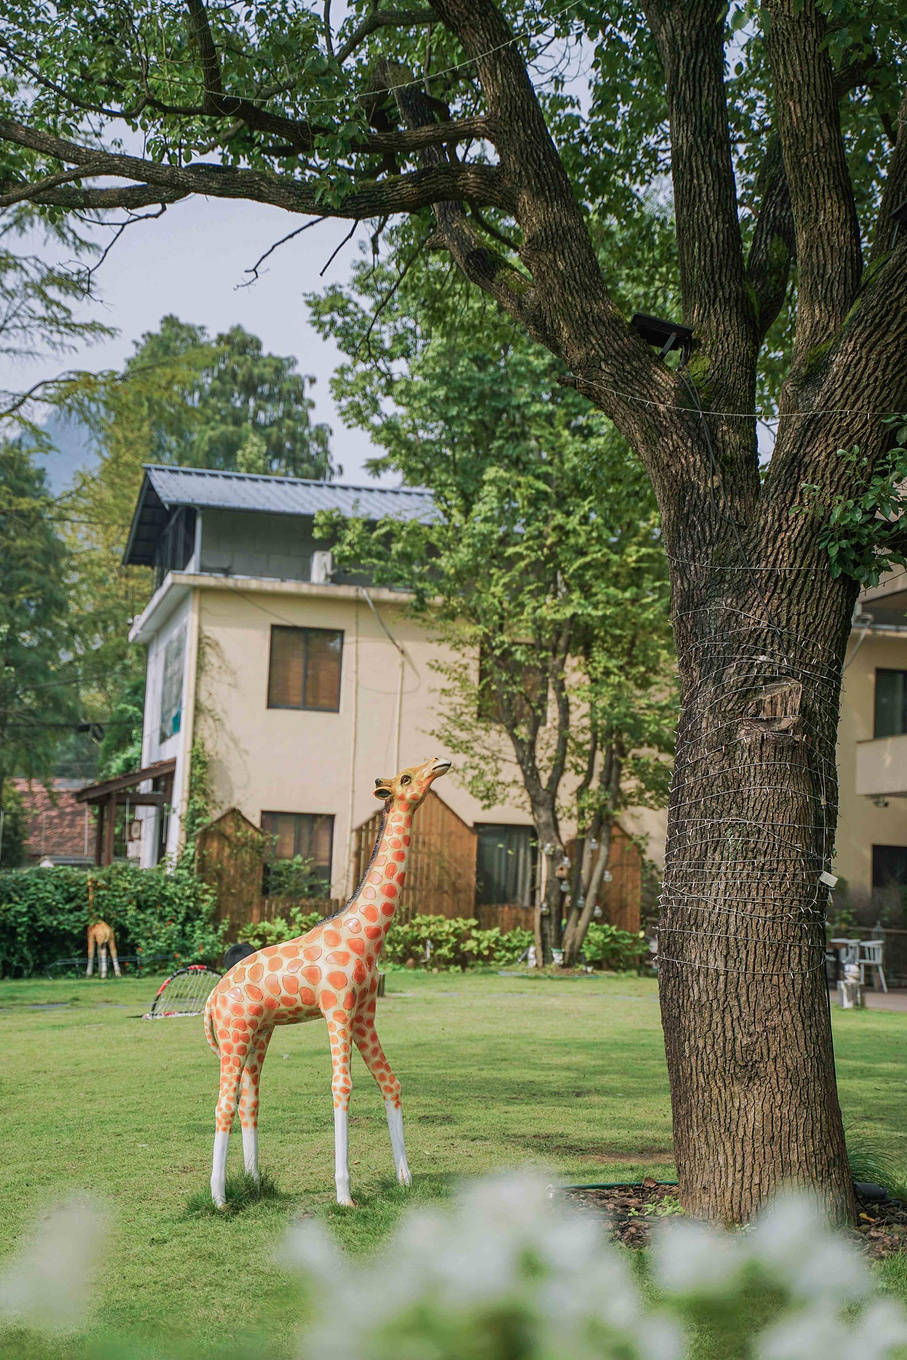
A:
[[0, 971, 904, 1359]]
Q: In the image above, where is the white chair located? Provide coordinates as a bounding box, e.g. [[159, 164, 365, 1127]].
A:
[[858, 939, 888, 993]]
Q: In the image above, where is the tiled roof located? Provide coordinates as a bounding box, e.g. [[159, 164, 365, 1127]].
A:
[[124, 465, 436, 565], [11, 778, 93, 863]]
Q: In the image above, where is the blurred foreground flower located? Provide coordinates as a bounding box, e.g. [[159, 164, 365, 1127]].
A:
[[0, 1196, 109, 1332], [286, 1174, 680, 1360], [286, 1175, 907, 1360]]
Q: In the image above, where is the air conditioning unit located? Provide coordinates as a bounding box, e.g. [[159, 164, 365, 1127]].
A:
[[310, 550, 334, 584]]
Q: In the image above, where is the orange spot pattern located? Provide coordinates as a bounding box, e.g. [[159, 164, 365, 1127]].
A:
[[203, 756, 447, 1170]]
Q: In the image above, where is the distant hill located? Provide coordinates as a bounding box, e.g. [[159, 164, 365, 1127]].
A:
[[37, 412, 97, 493]]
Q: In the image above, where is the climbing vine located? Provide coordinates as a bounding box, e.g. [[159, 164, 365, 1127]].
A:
[[180, 739, 212, 857]]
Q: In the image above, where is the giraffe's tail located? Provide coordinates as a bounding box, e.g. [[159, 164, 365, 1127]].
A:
[[203, 993, 219, 1058]]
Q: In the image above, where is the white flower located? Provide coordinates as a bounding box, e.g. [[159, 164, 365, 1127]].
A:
[[758, 1299, 907, 1360], [747, 1193, 872, 1302], [282, 1216, 348, 1286], [0, 1196, 109, 1331], [652, 1217, 744, 1295]]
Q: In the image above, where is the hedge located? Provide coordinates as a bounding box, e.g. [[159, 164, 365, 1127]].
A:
[[0, 862, 223, 977], [239, 910, 648, 972]]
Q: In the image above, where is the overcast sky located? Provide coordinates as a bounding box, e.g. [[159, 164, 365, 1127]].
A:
[[2, 195, 391, 486]]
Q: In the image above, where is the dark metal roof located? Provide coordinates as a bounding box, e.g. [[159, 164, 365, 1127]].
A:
[[123, 465, 437, 566]]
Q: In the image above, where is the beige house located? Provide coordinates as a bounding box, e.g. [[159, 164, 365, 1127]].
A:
[[836, 572, 907, 904], [124, 466, 541, 910], [123, 465, 907, 918]]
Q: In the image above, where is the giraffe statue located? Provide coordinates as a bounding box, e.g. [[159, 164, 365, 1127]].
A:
[[203, 755, 451, 1208], [85, 879, 121, 978]]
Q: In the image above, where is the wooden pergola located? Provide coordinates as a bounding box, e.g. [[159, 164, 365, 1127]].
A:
[[75, 759, 176, 866]]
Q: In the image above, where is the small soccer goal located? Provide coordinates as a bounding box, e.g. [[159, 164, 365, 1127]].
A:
[[143, 964, 221, 1019]]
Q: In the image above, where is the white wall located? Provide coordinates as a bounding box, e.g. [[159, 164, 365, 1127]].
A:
[[192, 581, 535, 896], [138, 592, 195, 865]]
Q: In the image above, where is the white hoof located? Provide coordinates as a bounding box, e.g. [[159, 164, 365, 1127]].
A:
[[397, 1163, 412, 1187]]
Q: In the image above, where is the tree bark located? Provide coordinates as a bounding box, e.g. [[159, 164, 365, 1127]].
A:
[[658, 501, 858, 1223], [561, 819, 614, 968], [526, 801, 565, 965]]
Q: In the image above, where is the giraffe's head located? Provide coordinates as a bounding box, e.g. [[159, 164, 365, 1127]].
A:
[[373, 756, 451, 810]]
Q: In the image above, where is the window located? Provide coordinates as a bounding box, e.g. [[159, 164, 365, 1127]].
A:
[[475, 824, 536, 906], [154, 506, 196, 589], [267, 626, 343, 711], [874, 669, 907, 737], [158, 630, 186, 744], [261, 812, 334, 893], [872, 845, 907, 889]]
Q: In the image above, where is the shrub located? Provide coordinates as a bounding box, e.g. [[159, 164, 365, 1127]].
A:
[[582, 922, 650, 972], [0, 861, 223, 976], [383, 916, 534, 969], [237, 907, 325, 951], [263, 854, 325, 898], [0, 783, 26, 869]]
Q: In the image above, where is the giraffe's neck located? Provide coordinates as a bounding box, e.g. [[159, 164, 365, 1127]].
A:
[[345, 800, 414, 948]]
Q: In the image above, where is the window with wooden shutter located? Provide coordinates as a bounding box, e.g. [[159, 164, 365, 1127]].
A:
[[267, 626, 342, 711]]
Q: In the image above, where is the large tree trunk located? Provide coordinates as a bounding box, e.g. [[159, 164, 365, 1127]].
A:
[[659, 529, 858, 1223]]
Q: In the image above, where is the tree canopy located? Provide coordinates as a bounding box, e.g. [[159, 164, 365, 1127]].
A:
[[0, 441, 74, 793], [312, 244, 674, 959], [116, 315, 335, 479]]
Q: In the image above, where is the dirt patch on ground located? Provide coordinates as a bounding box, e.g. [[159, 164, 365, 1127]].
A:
[[561, 1181, 907, 1258], [526, 1136, 675, 1164]]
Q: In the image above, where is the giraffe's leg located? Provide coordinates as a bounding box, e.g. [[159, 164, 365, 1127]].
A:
[[86, 935, 94, 976], [238, 1027, 272, 1180], [100, 944, 108, 980], [211, 1052, 244, 1208], [327, 1012, 354, 1206], [353, 1003, 411, 1187], [109, 937, 121, 977]]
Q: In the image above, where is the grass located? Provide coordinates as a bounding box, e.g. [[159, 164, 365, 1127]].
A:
[[0, 970, 904, 1358]]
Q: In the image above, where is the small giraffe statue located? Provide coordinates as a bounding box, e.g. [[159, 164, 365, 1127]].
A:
[[85, 879, 121, 978], [203, 755, 451, 1208]]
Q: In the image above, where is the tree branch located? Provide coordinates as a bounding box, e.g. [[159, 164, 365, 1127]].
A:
[[871, 90, 907, 263], [746, 136, 795, 344], [0, 117, 513, 219], [0, 161, 108, 209], [764, 0, 862, 368], [643, 0, 751, 362], [747, 52, 885, 345], [336, 8, 437, 64], [185, 0, 225, 103], [374, 59, 548, 341], [425, 0, 672, 459], [545, 623, 573, 800]]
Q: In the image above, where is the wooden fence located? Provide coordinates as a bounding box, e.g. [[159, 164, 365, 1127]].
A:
[[197, 802, 645, 938], [195, 807, 269, 938], [564, 824, 643, 934], [352, 789, 477, 921]]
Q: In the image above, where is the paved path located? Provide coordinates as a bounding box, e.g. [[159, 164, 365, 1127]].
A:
[[831, 987, 907, 1013]]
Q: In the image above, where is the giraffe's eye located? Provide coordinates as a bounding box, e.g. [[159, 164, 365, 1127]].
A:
[[400, 774, 412, 785]]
